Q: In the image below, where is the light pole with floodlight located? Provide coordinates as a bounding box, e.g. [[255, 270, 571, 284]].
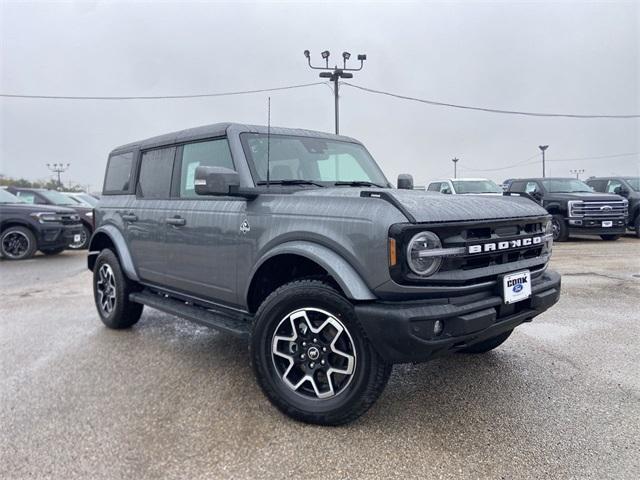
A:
[[538, 145, 549, 178], [304, 50, 367, 134]]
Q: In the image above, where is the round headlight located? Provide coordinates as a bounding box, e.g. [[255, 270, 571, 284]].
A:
[[407, 231, 443, 276]]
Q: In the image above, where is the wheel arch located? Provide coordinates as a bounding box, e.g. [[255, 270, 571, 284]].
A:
[[87, 225, 139, 281], [245, 241, 376, 313], [1, 219, 37, 236], [545, 202, 563, 215]]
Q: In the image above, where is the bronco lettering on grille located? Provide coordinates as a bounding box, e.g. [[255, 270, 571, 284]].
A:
[[468, 236, 543, 254]]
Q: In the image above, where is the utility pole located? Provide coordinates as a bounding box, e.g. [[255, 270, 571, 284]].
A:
[[570, 168, 585, 179], [538, 145, 549, 177], [304, 50, 367, 134], [452, 158, 459, 178], [46, 163, 70, 189]]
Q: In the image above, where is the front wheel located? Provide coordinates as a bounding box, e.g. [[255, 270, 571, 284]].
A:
[[251, 280, 392, 425], [93, 249, 143, 329], [551, 214, 569, 242], [600, 234, 620, 241], [635, 215, 640, 239], [1, 226, 37, 260]]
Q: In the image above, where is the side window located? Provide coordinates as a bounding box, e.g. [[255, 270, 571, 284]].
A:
[[525, 181, 540, 193], [104, 152, 134, 194], [180, 139, 234, 198], [15, 191, 36, 204], [137, 147, 176, 199], [427, 182, 440, 192], [606, 179, 622, 193], [509, 181, 525, 192]]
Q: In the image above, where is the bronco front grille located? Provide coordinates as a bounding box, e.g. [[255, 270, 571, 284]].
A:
[[389, 216, 552, 287], [569, 200, 627, 218]]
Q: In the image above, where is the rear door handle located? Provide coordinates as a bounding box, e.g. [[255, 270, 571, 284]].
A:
[[121, 213, 138, 222], [166, 216, 186, 227]]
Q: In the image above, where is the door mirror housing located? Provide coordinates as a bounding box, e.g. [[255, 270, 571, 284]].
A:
[[397, 174, 414, 190], [614, 186, 629, 197], [194, 166, 241, 196]]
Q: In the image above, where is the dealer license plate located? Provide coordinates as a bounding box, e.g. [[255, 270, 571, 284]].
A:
[[503, 270, 531, 304], [602, 221, 613, 227], [73, 234, 81, 243]]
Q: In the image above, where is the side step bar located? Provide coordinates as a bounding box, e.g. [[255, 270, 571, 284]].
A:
[[130, 291, 251, 338]]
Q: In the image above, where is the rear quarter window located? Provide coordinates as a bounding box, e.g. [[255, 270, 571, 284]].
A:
[[104, 152, 134, 194]]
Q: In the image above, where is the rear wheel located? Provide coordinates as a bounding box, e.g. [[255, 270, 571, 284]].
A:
[[600, 234, 620, 241], [251, 280, 392, 425], [68, 225, 91, 250], [93, 249, 143, 329], [1, 226, 37, 260], [551, 214, 569, 242], [634, 215, 640, 239], [461, 329, 513, 354]]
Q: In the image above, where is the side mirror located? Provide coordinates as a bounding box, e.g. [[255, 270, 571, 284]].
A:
[[614, 186, 629, 197], [442, 188, 451, 195], [194, 166, 240, 196], [397, 174, 414, 190]]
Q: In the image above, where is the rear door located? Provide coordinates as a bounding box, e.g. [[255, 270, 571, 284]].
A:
[[127, 146, 176, 284], [163, 138, 245, 307]]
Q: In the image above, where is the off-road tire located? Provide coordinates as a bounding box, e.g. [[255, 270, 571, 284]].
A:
[[0, 226, 37, 260], [461, 329, 513, 354], [40, 247, 65, 256], [68, 225, 91, 250], [93, 249, 143, 329], [251, 279, 392, 426], [600, 234, 620, 241], [551, 214, 569, 242], [634, 214, 640, 239]]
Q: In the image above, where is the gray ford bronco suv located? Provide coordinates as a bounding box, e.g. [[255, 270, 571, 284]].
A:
[[89, 123, 561, 425]]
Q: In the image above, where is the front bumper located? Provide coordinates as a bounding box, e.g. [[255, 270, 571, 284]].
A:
[[566, 217, 626, 236], [38, 223, 83, 249], [355, 270, 561, 364]]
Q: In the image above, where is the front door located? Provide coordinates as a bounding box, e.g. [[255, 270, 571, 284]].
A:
[[163, 138, 244, 307]]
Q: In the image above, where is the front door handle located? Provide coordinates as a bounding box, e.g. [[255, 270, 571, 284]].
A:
[[121, 213, 138, 222], [166, 216, 186, 227]]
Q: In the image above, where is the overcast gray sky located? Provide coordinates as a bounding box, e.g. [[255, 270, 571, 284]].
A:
[[1, 0, 638, 190]]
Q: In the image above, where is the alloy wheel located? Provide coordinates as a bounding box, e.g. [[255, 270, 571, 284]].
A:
[[69, 229, 88, 249], [271, 307, 356, 399], [96, 264, 117, 315], [551, 218, 561, 240], [1, 231, 30, 259]]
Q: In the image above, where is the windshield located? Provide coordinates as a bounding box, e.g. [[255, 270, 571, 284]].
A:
[[452, 180, 502, 194], [0, 189, 26, 204], [40, 190, 78, 206], [541, 179, 593, 193], [76, 193, 98, 206], [240, 133, 390, 187], [625, 178, 640, 191]]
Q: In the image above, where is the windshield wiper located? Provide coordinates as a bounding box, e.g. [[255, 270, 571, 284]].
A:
[[256, 179, 325, 187], [334, 181, 384, 188]]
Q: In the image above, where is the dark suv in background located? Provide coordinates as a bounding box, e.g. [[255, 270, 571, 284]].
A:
[[0, 189, 82, 260], [6, 187, 93, 249], [586, 177, 639, 238], [507, 177, 628, 241]]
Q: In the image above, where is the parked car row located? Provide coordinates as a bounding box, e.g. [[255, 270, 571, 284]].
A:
[[425, 176, 638, 241], [5, 187, 95, 250], [0, 189, 85, 259]]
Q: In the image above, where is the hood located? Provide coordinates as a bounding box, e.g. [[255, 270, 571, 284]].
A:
[[0, 203, 77, 214], [546, 191, 625, 201], [292, 188, 547, 223]]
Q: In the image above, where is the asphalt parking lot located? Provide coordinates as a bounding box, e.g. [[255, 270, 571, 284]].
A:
[[1, 236, 639, 479]]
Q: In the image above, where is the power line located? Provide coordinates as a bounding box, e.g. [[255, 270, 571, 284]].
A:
[[546, 152, 639, 162], [341, 82, 640, 119], [461, 153, 541, 172], [0, 82, 327, 100]]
